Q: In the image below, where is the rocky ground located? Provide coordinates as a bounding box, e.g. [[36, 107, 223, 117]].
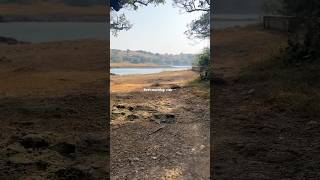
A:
[[0, 40, 109, 179], [212, 26, 320, 179], [110, 71, 210, 179]]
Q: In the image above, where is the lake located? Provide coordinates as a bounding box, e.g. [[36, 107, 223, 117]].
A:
[[0, 19, 261, 42], [111, 66, 192, 75], [0, 22, 108, 42]]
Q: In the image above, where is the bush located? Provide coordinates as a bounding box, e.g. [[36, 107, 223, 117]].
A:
[[196, 47, 210, 80], [283, 19, 320, 65]]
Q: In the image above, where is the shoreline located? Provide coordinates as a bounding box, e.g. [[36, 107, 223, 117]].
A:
[[111, 65, 172, 69], [111, 66, 191, 69], [110, 63, 191, 68], [111, 69, 196, 93]]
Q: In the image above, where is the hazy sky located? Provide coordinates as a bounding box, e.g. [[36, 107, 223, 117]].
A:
[[110, 1, 209, 54]]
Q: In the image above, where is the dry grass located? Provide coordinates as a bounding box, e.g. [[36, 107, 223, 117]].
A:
[[187, 77, 210, 98], [111, 70, 197, 93], [0, 40, 108, 97], [212, 25, 288, 77], [241, 56, 320, 118]]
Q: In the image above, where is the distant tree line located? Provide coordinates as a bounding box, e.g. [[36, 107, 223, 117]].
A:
[[111, 49, 195, 66]]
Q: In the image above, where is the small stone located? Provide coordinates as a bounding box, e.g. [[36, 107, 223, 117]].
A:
[[127, 114, 139, 121], [35, 160, 49, 170], [153, 113, 175, 124], [151, 156, 157, 160], [54, 167, 91, 179], [20, 134, 49, 149], [265, 150, 297, 163], [306, 121, 320, 131], [152, 83, 161, 87], [170, 84, 181, 89], [247, 88, 255, 95], [112, 110, 125, 116], [77, 134, 108, 154], [245, 172, 270, 180], [116, 104, 126, 109], [8, 153, 35, 165], [307, 121, 319, 126], [50, 142, 76, 156], [7, 143, 26, 153], [127, 106, 134, 111]]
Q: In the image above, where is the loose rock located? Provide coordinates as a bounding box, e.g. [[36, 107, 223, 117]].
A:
[[170, 84, 181, 89], [152, 113, 176, 123], [127, 114, 139, 121], [20, 134, 49, 149], [51, 142, 76, 157], [54, 167, 91, 180]]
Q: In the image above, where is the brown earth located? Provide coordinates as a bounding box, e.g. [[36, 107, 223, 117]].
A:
[[212, 25, 320, 179], [110, 70, 210, 179], [0, 40, 109, 179]]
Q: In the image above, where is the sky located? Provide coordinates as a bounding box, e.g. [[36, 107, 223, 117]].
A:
[[110, 1, 209, 54]]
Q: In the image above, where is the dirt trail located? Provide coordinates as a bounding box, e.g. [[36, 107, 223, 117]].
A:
[[111, 71, 210, 179], [212, 26, 320, 179]]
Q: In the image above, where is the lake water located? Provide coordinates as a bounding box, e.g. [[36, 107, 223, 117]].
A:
[[0, 19, 261, 42], [111, 66, 191, 75], [0, 22, 108, 42]]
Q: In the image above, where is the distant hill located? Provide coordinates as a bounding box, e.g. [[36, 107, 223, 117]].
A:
[[0, 0, 105, 6], [111, 49, 195, 66]]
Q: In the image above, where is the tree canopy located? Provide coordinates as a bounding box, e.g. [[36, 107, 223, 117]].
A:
[[174, 0, 210, 39], [110, 0, 210, 39], [110, 0, 165, 35]]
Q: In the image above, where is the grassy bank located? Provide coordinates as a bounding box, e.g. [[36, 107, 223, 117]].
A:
[[187, 78, 210, 99], [240, 54, 320, 119]]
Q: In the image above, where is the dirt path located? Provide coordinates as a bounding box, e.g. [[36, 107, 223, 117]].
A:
[[110, 71, 210, 179], [212, 26, 320, 179]]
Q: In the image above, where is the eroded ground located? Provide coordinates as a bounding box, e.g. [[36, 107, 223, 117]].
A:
[[110, 71, 210, 179]]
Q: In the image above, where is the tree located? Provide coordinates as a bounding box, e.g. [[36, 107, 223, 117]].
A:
[[262, 0, 283, 15], [195, 47, 210, 80], [281, 0, 320, 17], [111, 0, 210, 39], [173, 0, 210, 39], [110, 0, 165, 35], [279, 0, 320, 64]]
